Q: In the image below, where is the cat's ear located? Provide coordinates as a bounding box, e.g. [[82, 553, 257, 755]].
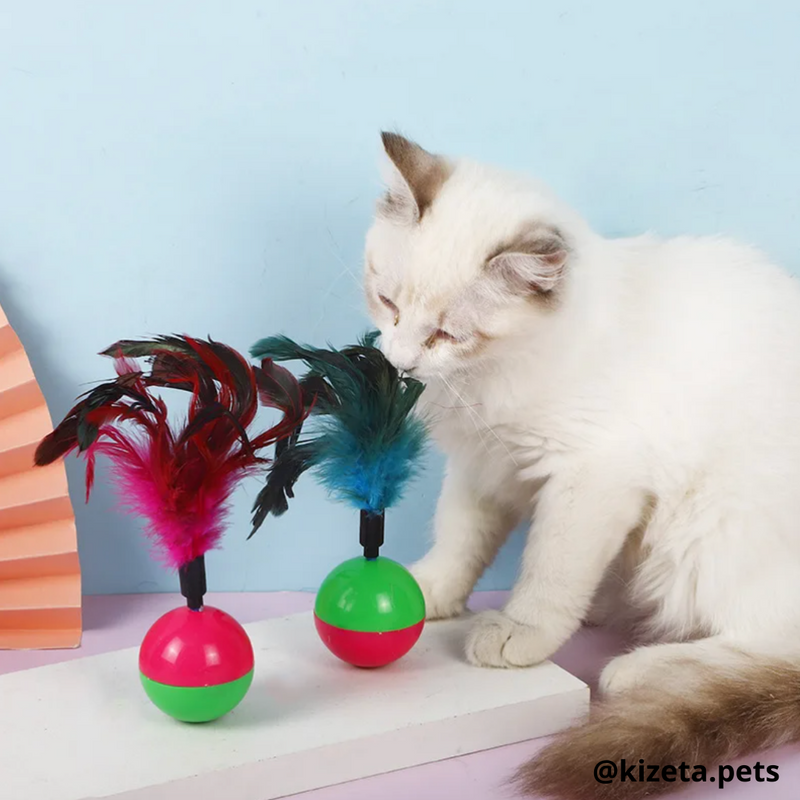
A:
[[486, 227, 569, 295], [377, 132, 452, 223]]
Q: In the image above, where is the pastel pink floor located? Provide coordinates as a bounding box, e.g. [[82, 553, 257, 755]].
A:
[[2, 590, 797, 799]]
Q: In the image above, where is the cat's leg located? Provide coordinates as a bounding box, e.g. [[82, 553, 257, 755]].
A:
[[411, 464, 519, 620], [584, 574, 618, 627], [466, 460, 646, 667], [585, 527, 643, 627]]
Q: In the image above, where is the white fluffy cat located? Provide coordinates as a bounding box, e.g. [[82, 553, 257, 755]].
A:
[[362, 132, 800, 798]]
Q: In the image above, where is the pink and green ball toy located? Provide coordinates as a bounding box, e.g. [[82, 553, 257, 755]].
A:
[[138, 557, 255, 722]]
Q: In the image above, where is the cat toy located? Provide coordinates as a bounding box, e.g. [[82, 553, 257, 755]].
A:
[[35, 335, 308, 721], [249, 331, 428, 668]]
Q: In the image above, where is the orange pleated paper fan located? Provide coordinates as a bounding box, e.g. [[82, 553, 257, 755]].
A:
[[0, 305, 81, 649]]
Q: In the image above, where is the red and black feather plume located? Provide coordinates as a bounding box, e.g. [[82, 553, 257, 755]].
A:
[[35, 335, 310, 579]]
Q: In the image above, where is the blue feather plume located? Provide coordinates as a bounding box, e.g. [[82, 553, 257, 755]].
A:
[[249, 331, 428, 534]]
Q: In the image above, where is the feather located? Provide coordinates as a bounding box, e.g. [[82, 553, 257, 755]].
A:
[[248, 441, 319, 534], [36, 335, 309, 571], [256, 358, 304, 412], [249, 330, 428, 536]]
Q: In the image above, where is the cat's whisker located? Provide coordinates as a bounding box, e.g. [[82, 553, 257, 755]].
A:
[[311, 283, 367, 337], [310, 250, 367, 337], [325, 226, 363, 291], [439, 373, 519, 466], [438, 374, 506, 461], [425, 401, 484, 410], [436, 373, 491, 453]]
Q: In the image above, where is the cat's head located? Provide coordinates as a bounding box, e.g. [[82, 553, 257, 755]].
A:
[[363, 133, 579, 381]]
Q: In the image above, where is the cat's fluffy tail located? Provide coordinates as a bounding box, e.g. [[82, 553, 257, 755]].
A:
[[515, 648, 800, 799]]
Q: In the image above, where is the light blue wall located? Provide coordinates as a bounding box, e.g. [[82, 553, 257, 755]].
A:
[[1, 1, 798, 594]]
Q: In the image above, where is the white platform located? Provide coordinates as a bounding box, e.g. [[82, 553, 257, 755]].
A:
[[1, 610, 589, 800]]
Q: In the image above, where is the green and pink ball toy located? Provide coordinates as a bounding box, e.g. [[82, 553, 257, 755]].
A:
[[313, 517, 426, 669]]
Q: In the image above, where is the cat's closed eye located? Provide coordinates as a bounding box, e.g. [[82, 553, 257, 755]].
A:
[[378, 294, 397, 312], [378, 293, 400, 325], [425, 328, 460, 347]]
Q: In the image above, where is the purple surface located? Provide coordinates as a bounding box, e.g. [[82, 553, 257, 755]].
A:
[[2, 591, 797, 798]]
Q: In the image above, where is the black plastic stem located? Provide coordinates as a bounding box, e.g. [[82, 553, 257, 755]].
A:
[[360, 510, 385, 560], [179, 555, 207, 611]]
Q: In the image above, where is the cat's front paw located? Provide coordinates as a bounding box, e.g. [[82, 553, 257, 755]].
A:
[[410, 565, 468, 621], [465, 610, 555, 668]]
